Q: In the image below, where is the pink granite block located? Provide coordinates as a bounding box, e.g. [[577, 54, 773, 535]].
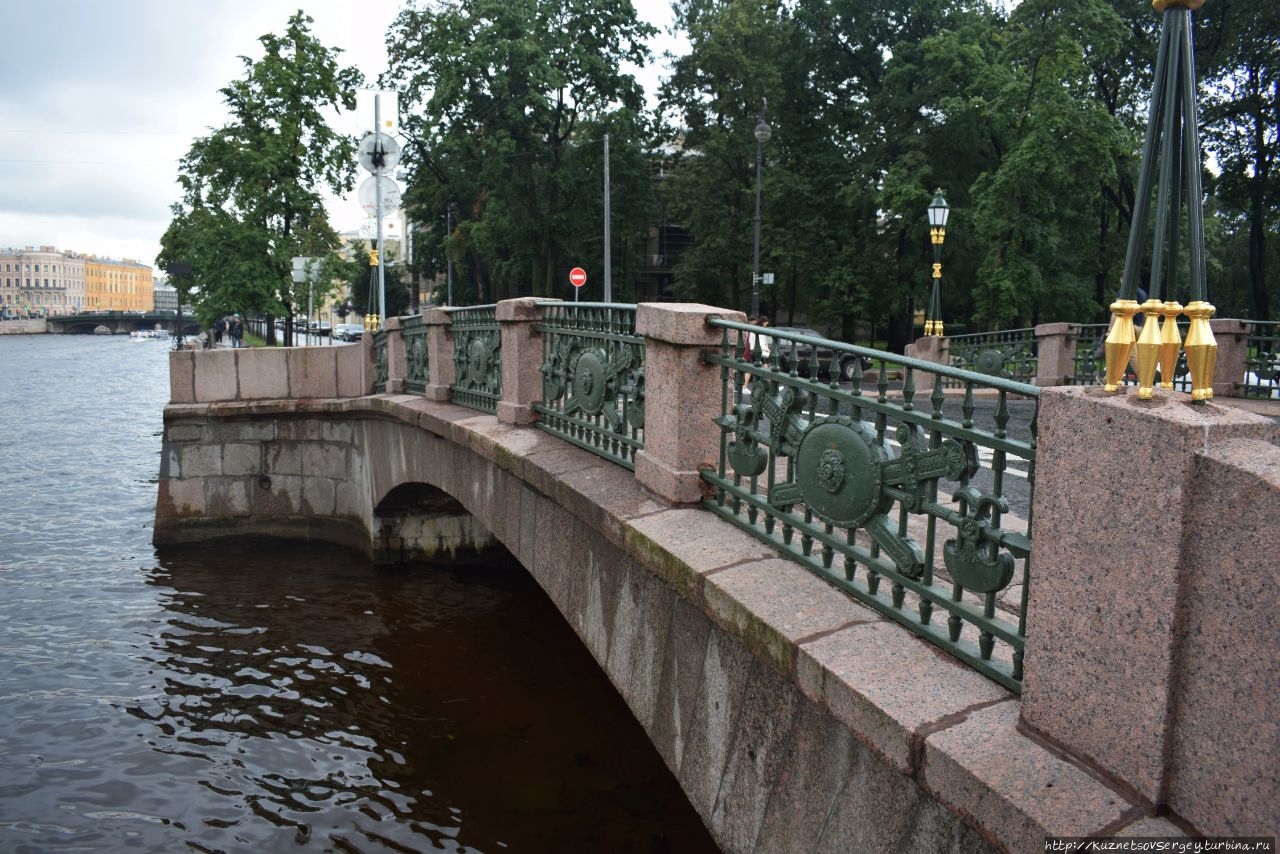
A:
[[754, 698, 857, 854], [1023, 385, 1278, 802], [703, 558, 881, 678], [1168, 437, 1280, 835], [922, 701, 1131, 853], [168, 350, 195, 403], [193, 349, 239, 402], [904, 335, 948, 366], [286, 347, 339, 399], [650, 596, 712, 775], [636, 301, 744, 345], [796, 622, 1012, 775], [336, 338, 371, 397], [710, 659, 800, 852], [677, 626, 756, 818], [625, 508, 779, 604], [238, 348, 288, 399]]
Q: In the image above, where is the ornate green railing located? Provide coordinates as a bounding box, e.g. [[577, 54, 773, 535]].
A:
[[403, 314, 429, 395], [534, 302, 645, 470], [704, 321, 1036, 692], [373, 328, 389, 394], [945, 328, 1037, 388], [449, 305, 501, 413], [1239, 320, 1280, 399]]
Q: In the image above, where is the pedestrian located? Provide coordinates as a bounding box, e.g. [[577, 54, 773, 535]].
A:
[[230, 314, 244, 348], [756, 314, 773, 362], [214, 315, 226, 346]]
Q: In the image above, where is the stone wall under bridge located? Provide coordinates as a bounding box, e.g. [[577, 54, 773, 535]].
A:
[[154, 310, 1279, 851]]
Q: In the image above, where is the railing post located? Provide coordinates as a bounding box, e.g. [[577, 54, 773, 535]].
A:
[[1033, 322, 1076, 386], [422, 307, 455, 402], [381, 316, 406, 394], [496, 297, 546, 425], [1022, 385, 1279, 808], [1209, 318, 1250, 397], [634, 303, 744, 503]]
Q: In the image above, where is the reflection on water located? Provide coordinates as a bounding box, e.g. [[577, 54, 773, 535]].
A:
[[0, 336, 716, 853]]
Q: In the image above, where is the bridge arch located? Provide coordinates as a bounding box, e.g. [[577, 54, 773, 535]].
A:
[[156, 395, 1004, 854]]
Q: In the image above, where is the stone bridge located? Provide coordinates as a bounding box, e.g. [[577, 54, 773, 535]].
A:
[[154, 301, 1279, 852], [46, 311, 200, 336]]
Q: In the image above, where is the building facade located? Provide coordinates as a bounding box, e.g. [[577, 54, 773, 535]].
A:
[[85, 256, 153, 312], [0, 246, 87, 317], [153, 282, 178, 312]]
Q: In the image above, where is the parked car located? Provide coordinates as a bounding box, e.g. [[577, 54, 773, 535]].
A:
[[769, 327, 872, 381], [333, 323, 364, 342]]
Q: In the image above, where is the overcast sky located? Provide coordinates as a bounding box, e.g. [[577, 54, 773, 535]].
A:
[[0, 0, 683, 272]]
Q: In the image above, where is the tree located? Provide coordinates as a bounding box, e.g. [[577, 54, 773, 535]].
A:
[[1198, 0, 1279, 320], [383, 0, 657, 303], [158, 12, 364, 344]]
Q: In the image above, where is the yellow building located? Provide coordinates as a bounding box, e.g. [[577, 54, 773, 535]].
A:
[[85, 257, 154, 312]]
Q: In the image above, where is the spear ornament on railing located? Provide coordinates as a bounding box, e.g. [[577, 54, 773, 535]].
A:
[[1106, 0, 1216, 402]]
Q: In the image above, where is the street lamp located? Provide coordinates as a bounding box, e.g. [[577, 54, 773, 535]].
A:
[[925, 189, 950, 336], [750, 98, 771, 318]]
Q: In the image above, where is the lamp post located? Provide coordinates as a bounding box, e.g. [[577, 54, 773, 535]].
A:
[[925, 189, 950, 336], [750, 99, 771, 318]]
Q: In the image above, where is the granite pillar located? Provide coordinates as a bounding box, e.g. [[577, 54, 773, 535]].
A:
[[904, 335, 948, 366], [423, 307, 455, 402], [496, 297, 547, 425], [1033, 322, 1076, 387], [634, 303, 744, 503], [1022, 384, 1279, 806], [1210, 318, 1251, 398], [382, 316, 406, 394]]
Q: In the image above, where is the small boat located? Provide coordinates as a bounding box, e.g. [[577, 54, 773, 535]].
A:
[[129, 328, 169, 341]]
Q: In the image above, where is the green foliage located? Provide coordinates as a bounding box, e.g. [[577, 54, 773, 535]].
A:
[[158, 12, 364, 327], [1197, 0, 1280, 319], [383, 0, 658, 304]]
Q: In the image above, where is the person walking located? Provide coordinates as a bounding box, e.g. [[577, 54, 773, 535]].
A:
[[214, 316, 226, 346], [230, 314, 244, 348]]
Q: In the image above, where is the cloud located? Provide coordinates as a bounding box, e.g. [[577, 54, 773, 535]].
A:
[[0, 0, 681, 270]]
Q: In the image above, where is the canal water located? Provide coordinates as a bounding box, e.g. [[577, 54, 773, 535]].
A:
[[0, 334, 718, 853]]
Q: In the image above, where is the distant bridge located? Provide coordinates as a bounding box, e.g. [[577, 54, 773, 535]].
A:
[[46, 311, 200, 336]]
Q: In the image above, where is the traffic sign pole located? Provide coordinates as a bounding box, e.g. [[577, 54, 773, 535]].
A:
[[569, 267, 587, 303]]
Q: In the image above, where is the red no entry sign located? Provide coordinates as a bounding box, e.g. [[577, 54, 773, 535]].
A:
[[569, 267, 587, 288]]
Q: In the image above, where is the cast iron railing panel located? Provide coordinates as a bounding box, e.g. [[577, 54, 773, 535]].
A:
[[403, 314, 429, 395], [1239, 321, 1280, 399], [533, 302, 645, 469], [449, 305, 501, 413], [945, 328, 1037, 387], [373, 329, 389, 394], [705, 321, 1036, 692]]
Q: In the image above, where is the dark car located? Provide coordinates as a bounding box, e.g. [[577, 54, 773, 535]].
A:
[[768, 327, 872, 381]]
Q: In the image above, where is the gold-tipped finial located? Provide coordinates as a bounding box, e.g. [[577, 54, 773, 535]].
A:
[[1134, 297, 1165, 399], [1103, 299, 1141, 392], [1183, 301, 1217, 401], [1157, 300, 1184, 389]]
